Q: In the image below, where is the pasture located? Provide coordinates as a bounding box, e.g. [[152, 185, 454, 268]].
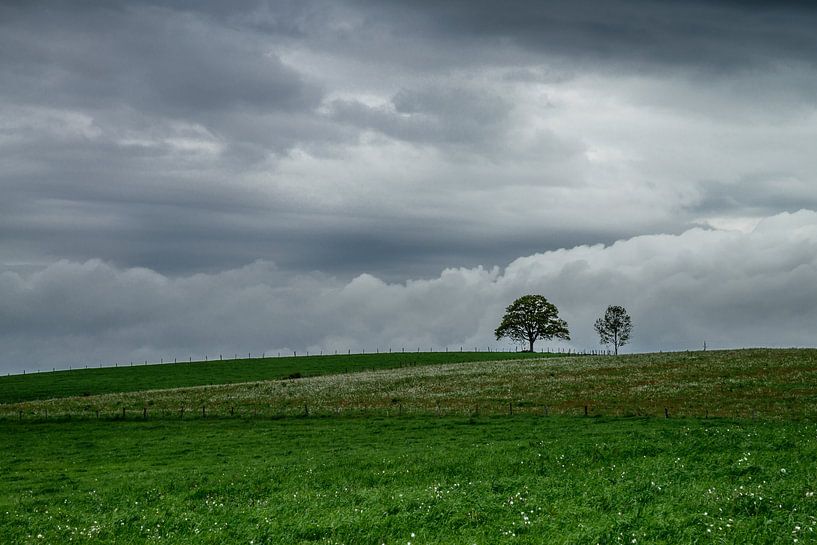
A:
[[0, 351, 552, 404], [3, 349, 817, 420], [1, 417, 815, 544], [1, 349, 816, 544]]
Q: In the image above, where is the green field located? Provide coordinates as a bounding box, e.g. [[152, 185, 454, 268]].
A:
[[1, 417, 815, 544], [1, 349, 816, 544], [0, 351, 552, 404], [4, 349, 817, 420]]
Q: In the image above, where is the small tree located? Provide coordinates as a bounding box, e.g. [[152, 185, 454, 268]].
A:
[[594, 305, 632, 355], [495, 294, 570, 352]]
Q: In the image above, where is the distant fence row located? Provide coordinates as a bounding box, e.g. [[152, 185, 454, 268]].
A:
[[13, 347, 613, 376], [1, 401, 781, 423]]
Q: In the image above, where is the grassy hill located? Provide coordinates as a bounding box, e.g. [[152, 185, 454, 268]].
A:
[[2, 348, 816, 543], [0, 350, 553, 404], [4, 348, 816, 420]]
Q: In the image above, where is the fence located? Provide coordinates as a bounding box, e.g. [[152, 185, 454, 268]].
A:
[[9, 347, 614, 376], [1, 399, 777, 423]]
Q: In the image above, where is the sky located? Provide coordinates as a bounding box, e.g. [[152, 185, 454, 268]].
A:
[[2, 1, 817, 373]]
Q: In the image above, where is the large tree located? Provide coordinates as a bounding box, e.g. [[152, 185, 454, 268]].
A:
[[594, 305, 633, 355], [495, 294, 570, 352]]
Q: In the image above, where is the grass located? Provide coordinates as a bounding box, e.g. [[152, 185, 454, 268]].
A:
[[2, 348, 816, 544], [0, 351, 554, 404], [1, 416, 815, 544], [5, 348, 817, 420]]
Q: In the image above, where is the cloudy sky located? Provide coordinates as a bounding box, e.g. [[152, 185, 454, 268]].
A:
[[2, 1, 817, 373]]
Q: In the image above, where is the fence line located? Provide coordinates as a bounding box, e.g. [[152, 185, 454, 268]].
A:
[[2, 400, 779, 423], [11, 347, 615, 376]]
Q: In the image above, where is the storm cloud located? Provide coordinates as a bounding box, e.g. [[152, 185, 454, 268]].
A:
[[2, 210, 816, 373], [2, 1, 817, 371]]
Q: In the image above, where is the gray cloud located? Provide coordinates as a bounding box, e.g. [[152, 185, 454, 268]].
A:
[[3, 1, 817, 280], [2, 1, 817, 367], [2, 210, 816, 373], [349, 0, 817, 73], [330, 86, 513, 148], [0, 3, 322, 112]]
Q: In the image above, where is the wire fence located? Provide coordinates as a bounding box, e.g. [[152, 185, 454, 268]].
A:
[[9, 347, 615, 376], [1, 399, 786, 423]]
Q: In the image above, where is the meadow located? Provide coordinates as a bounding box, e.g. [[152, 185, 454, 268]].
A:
[[0, 351, 552, 404], [4, 349, 816, 420], [1, 349, 816, 544], [1, 416, 815, 544]]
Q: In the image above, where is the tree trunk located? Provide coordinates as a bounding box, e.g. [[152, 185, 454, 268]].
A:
[[529, 338, 535, 352]]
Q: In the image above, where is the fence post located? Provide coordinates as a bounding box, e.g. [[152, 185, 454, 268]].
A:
[[509, 402, 513, 416], [584, 405, 588, 417]]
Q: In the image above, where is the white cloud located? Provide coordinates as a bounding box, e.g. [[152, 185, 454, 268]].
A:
[[2, 210, 816, 373]]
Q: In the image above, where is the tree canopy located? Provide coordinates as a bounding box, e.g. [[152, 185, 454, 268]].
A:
[[494, 294, 570, 352], [594, 305, 633, 355]]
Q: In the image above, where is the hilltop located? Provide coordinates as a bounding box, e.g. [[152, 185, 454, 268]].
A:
[[3, 348, 816, 420]]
